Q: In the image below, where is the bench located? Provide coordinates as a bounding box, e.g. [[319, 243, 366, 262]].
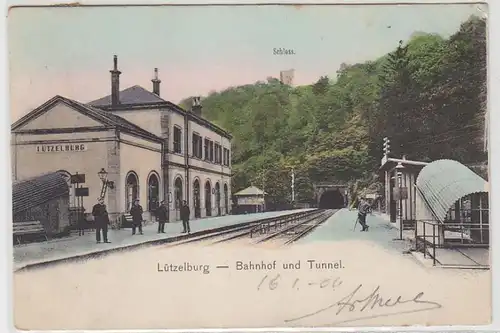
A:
[[121, 214, 134, 228], [13, 221, 48, 245]]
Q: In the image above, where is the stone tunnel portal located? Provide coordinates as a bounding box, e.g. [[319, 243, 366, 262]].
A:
[[318, 190, 346, 209]]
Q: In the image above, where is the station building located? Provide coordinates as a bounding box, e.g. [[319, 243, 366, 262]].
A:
[[11, 56, 233, 224]]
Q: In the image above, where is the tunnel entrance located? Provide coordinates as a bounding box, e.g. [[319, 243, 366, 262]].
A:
[[318, 190, 345, 209]]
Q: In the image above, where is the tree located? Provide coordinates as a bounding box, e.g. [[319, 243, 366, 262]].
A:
[[180, 15, 487, 204]]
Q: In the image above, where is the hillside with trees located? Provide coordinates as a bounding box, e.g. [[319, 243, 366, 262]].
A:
[[180, 15, 487, 206]]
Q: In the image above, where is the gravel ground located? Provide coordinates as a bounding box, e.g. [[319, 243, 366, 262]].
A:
[[13, 209, 490, 330]]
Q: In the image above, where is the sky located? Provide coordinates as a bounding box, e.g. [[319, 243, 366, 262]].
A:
[[7, 3, 486, 122]]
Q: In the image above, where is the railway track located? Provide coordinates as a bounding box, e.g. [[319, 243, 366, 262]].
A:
[[254, 209, 336, 245], [163, 209, 337, 247]]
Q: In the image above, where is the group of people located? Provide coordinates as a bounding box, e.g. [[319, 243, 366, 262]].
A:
[[90, 196, 373, 242], [90, 198, 192, 244]]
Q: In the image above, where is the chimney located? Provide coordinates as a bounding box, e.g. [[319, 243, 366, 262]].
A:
[[152, 68, 161, 96], [191, 96, 202, 116], [110, 55, 122, 106]]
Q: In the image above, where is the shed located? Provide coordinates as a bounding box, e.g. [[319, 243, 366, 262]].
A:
[[233, 186, 267, 214], [12, 172, 71, 235], [380, 156, 429, 222]]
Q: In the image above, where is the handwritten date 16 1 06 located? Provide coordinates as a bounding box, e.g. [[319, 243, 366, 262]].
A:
[[257, 274, 343, 291], [256, 274, 443, 325]]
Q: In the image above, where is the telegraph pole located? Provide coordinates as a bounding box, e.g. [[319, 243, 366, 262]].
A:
[[383, 137, 391, 157], [291, 168, 295, 204], [262, 168, 266, 212]]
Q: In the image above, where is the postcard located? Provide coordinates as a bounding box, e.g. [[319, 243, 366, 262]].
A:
[[9, 2, 491, 330]]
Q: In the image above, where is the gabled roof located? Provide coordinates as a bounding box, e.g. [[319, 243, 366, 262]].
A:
[[11, 95, 163, 143], [416, 159, 488, 222], [87, 85, 233, 140], [13, 172, 69, 216], [234, 186, 266, 196], [88, 85, 166, 107]]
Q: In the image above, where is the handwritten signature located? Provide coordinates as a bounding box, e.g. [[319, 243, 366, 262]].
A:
[[257, 274, 443, 325]]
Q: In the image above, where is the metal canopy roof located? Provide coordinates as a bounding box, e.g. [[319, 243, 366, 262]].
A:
[[415, 159, 488, 222]]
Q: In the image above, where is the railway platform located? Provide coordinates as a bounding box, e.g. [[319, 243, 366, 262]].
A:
[[298, 208, 412, 253], [13, 209, 313, 271], [299, 209, 489, 269]]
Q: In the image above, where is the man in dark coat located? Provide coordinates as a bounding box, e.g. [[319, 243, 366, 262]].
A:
[[92, 198, 111, 243], [155, 200, 168, 233], [180, 200, 191, 234], [130, 199, 144, 235]]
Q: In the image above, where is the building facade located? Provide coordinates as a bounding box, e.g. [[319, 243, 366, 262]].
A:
[[11, 56, 232, 223]]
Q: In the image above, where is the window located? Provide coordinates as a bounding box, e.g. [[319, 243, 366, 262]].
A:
[[192, 133, 202, 158], [446, 192, 489, 245], [223, 148, 230, 166], [173, 126, 182, 154], [204, 138, 210, 161], [204, 138, 214, 162], [208, 140, 214, 162], [214, 143, 222, 164]]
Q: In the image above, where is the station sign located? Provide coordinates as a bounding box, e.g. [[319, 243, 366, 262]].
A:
[[71, 174, 86, 184], [75, 187, 89, 197], [36, 144, 87, 153]]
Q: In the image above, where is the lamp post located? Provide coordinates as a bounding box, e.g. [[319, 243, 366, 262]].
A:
[[98, 168, 114, 201], [395, 162, 405, 240]]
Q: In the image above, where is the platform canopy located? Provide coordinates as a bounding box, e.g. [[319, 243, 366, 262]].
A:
[[415, 159, 488, 222]]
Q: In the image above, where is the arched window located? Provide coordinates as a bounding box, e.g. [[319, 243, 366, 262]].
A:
[[193, 179, 201, 218], [174, 177, 183, 220], [125, 171, 139, 212], [147, 172, 160, 211], [205, 180, 212, 217], [215, 182, 221, 216], [224, 183, 229, 215], [174, 177, 183, 209]]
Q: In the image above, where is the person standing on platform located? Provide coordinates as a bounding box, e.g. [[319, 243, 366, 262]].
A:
[[130, 199, 144, 235], [92, 198, 111, 243], [156, 200, 168, 233], [180, 200, 191, 234], [357, 198, 370, 232]]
